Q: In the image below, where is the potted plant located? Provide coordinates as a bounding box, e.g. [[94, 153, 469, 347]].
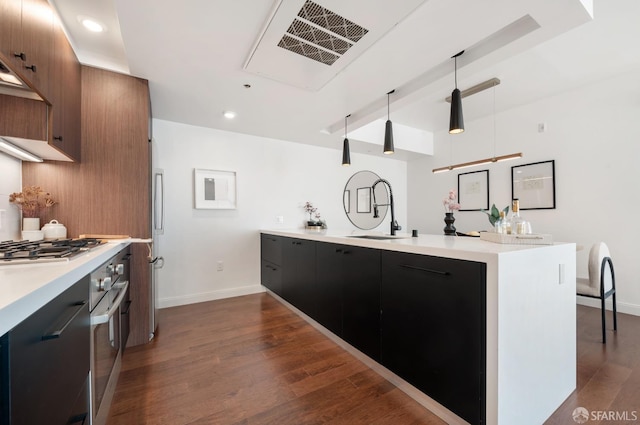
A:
[[481, 204, 509, 227], [303, 201, 326, 230]]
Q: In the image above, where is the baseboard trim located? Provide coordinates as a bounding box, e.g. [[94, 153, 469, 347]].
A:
[[576, 297, 640, 316], [158, 285, 265, 309]]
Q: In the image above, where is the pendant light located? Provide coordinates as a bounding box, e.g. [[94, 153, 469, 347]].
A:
[[449, 51, 465, 134], [383, 90, 395, 154], [342, 114, 351, 166]]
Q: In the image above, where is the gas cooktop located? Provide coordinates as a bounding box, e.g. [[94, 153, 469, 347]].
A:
[[0, 238, 104, 265]]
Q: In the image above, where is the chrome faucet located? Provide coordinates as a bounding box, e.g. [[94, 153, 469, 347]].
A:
[[372, 178, 402, 236]]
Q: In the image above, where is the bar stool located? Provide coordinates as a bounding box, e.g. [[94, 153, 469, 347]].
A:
[[576, 242, 617, 343]]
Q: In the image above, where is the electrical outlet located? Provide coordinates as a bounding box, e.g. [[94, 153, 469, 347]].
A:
[[538, 122, 547, 133], [276, 215, 284, 224], [217, 261, 224, 271], [558, 263, 565, 284]]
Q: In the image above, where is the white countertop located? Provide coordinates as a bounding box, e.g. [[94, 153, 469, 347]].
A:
[[0, 239, 132, 335], [261, 229, 574, 263]]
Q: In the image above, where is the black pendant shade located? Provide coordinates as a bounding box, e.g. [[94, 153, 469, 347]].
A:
[[449, 51, 465, 134], [384, 90, 395, 154], [342, 114, 351, 166], [342, 137, 351, 166], [384, 120, 394, 154], [449, 87, 464, 134]]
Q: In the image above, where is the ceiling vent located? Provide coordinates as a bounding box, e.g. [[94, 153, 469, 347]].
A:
[[277, 1, 369, 65]]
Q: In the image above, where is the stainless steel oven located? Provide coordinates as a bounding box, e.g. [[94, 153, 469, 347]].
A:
[[89, 247, 130, 425]]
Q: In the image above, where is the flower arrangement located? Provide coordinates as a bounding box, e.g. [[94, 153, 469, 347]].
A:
[[443, 189, 460, 213], [9, 186, 56, 218], [303, 201, 326, 228]]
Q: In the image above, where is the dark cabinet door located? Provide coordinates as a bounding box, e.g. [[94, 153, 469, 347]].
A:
[[8, 275, 90, 425], [316, 242, 381, 360], [342, 245, 381, 361], [261, 234, 283, 296], [381, 251, 486, 425], [282, 238, 317, 318], [315, 242, 344, 336]]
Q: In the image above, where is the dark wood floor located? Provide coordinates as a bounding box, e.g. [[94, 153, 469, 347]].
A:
[[107, 293, 640, 425]]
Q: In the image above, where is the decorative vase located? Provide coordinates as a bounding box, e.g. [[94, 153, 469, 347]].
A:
[[443, 212, 456, 236], [23, 217, 40, 231]]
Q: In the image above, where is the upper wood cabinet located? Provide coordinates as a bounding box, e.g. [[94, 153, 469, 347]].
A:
[[49, 15, 81, 161], [0, 0, 81, 162], [0, 0, 53, 99]]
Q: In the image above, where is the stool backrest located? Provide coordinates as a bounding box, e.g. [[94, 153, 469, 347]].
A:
[[588, 242, 613, 293]]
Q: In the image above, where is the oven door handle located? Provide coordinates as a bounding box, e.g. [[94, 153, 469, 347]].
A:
[[91, 281, 129, 326]]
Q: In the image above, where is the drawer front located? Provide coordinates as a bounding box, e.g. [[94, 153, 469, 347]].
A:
[[261, 234, 282, 265], [9, 275, 90, 425], [261, 259, 282, 295]]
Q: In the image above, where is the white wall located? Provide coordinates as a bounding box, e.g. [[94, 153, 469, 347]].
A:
[[408, 69, 640, 315], [0, 152, 22, 241], [152, 119, 407, 308]]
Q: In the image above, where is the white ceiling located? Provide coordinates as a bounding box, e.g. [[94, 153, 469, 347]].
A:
[[50, 0, 640, 161]]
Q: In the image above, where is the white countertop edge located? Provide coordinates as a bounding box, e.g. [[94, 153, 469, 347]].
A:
[[0, 240, 131, 335], [260, 229, 576, 263]]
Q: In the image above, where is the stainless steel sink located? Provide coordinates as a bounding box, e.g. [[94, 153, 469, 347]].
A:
[[348, 235, 406, 240]]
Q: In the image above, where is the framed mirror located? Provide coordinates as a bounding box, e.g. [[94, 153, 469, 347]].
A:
[[343, 170, 389, 230]]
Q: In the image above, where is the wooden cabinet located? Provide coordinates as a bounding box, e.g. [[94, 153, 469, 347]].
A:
[[49, 14, 81, 160], [261, 234, 283, 295], [23, 66, 151, 347], [0, 0, 80, 162], [0, 0, 53, 98], [316, 242, 381, 360], [281, 238, 317, 318], [381, 250, 486, 425]]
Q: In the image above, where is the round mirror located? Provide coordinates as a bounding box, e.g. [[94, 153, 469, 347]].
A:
[[343, 170, 389, 230]]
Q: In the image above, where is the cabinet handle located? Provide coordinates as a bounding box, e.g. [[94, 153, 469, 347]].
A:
[[400, 264, 450, 276], [335, 249, 343, 253], [25, 64, 37, 72], [54, 135, 63, 142], [42, 301, 87, 341], [13, 52, 26, 61], [343, 250, 351, 255]]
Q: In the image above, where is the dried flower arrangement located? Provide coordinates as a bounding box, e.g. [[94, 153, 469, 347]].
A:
[[9, 186, 56, 218]]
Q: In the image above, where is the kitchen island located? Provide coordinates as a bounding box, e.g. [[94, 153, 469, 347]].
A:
[[260, 229, 576, 425]]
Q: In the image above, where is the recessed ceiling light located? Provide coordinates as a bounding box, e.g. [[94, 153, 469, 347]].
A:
[[78, 15, 106, 33], [223, 111, 237, 119]]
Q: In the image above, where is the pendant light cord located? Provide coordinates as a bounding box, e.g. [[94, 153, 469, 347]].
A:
[[345, 115, 348, 138], [454, 56, 458, 89], [493, 85, 497, 159], [387, 93, 390, 120]]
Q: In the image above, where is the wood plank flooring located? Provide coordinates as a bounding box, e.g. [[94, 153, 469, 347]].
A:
[[107, 293, 640, 425]]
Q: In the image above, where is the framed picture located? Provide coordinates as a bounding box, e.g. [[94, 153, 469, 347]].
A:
[[511, 160, 556, 210], [194, 169, 237, 209], [356, 187, 371, 213], [457, 169, 489, 211]]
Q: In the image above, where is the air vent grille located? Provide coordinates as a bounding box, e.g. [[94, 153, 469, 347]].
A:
[[278, 34, 340, 65], [287, 19, 352, 55], [297, 1, 369, 43], [277, 0, 369, 66]]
